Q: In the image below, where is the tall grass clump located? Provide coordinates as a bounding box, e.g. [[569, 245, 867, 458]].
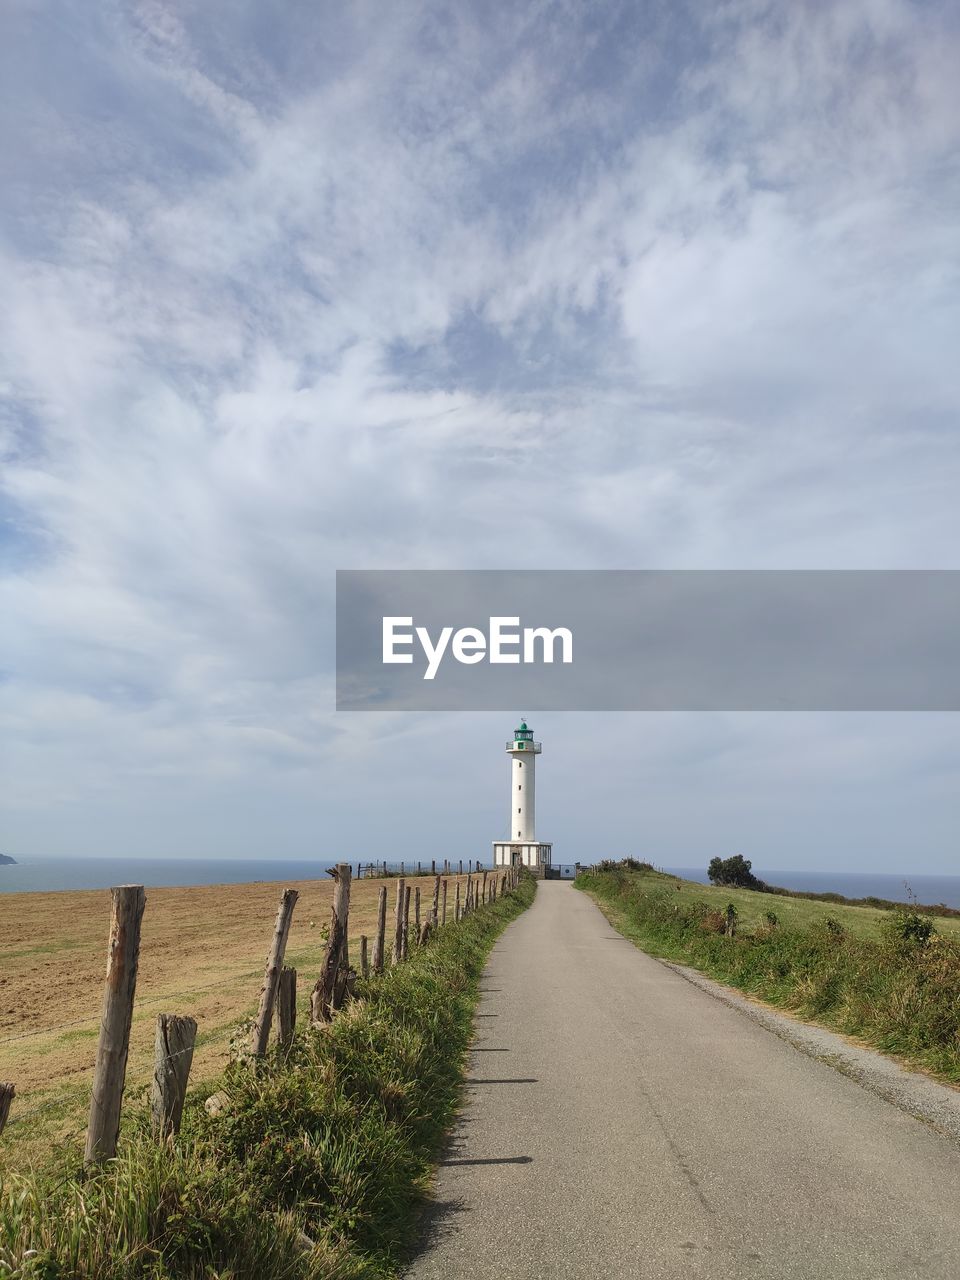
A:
[[0, 877, 534, 1280], [577, 866, 960, 1083]]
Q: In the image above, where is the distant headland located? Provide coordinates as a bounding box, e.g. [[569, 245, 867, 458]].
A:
[[0, 854, 16, 866]]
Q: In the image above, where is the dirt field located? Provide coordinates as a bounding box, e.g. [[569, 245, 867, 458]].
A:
[[0, 872, 470, 1170]]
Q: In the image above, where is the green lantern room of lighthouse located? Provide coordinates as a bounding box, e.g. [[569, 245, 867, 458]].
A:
[[514, 719, 533, 748]]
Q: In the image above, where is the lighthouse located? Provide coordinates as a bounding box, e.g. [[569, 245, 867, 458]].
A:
[[492, 719, 553, 873]]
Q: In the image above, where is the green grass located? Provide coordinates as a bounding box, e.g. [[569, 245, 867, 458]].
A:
[[0, 877, 534, 1280], [629, 867, 960, 940], [577, 865, 960, 1084]]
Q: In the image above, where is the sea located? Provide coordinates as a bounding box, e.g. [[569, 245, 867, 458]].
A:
[[0, 855, 344, 894], [2, 854, 960, 908]]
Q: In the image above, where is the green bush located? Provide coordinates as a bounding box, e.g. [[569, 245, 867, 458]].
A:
[[881, 910, 935, 948]]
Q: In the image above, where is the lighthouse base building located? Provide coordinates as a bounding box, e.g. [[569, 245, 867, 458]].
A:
[[492, 839, 553, 871], [492, 720, 553, 873]]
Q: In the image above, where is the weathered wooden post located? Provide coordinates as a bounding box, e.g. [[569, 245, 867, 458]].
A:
[[465, 874, 473, 914], [482, 870, 488, 904], [373, 886, 387, 973], [401, 884, 411, 960], [85, 884, 146, 1165], [392, 877, 406, 965], [0, 1083, 14, 1137], [431, 859, 436, 874], [250, 887, 298, 1056], [455, 881, 462, 921], [419, 917, 432, 946], [458, 859, 463, 875], [360, 935, 369, 979], [441, 878, 448, 925], [432, 875, 440, 924], [277, 967, 296, 1047], [414, 886, 421, 941], [311, 863, 352, 1024], [151, 1014, 196, 1140]]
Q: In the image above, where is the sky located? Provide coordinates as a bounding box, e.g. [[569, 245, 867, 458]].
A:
[[1, 0, 958, 876]]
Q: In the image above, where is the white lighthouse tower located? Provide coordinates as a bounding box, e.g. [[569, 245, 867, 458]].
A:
[[492, 719, 553, 872]]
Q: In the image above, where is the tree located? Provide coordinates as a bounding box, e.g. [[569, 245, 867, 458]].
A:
[[707, 855, 765, 891]]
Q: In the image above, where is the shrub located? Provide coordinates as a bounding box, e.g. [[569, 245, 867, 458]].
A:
[[882, 911, 935, 949]]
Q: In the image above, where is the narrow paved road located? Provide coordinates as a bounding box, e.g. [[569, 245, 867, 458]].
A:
[[407, 882, 960, 1279]]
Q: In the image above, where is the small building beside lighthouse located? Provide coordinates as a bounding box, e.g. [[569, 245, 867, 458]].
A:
[[492, 719, 553, 872]]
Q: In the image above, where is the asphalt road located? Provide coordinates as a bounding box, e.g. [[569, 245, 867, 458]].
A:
[[406, 881, 960, 1280]]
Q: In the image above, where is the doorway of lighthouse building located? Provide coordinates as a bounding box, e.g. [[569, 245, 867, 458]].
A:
[[511, 846, 522, 866]]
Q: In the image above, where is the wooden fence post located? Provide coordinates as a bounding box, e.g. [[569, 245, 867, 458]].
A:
[[401, 884, 411, 960], [465, 874, 473, 914], [419, 917, 432, 946], [414, 886, 421, 941], [0, 1083, 13, 1137], [431, 875, 441, 924], [360, 935, 369, 979], [482, 870, 488, 904], [250, 888, 298, 1056], [455, 881, 462, 921], [392, 877, 406, 965], [277, 967, 296, 1047], [311, 863, 352, 1024], [441, 879, 448, 925], [373, 886, 387, 973], [85, 885, 146, 1165], [151, 1014, 197, 1139], [431, 859, 436, 874]]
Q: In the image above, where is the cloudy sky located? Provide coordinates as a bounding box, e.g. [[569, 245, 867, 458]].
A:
[[1, 0, 958, 876]]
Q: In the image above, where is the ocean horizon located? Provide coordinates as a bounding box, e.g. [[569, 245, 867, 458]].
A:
[[2, 855, 960, 908]]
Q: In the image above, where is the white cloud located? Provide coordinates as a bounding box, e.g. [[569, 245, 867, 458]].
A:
[[1, 0, 958, 868]]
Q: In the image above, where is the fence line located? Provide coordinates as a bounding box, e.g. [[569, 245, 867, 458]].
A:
[[1, 865, 526, 1153]]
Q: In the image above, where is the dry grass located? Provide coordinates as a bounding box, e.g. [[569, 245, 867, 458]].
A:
[[0, 872, 471, 1170]]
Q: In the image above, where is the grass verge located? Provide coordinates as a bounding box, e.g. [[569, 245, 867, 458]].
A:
[[0, 876, 534, 1280], [577, 866, 960, 1085]]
